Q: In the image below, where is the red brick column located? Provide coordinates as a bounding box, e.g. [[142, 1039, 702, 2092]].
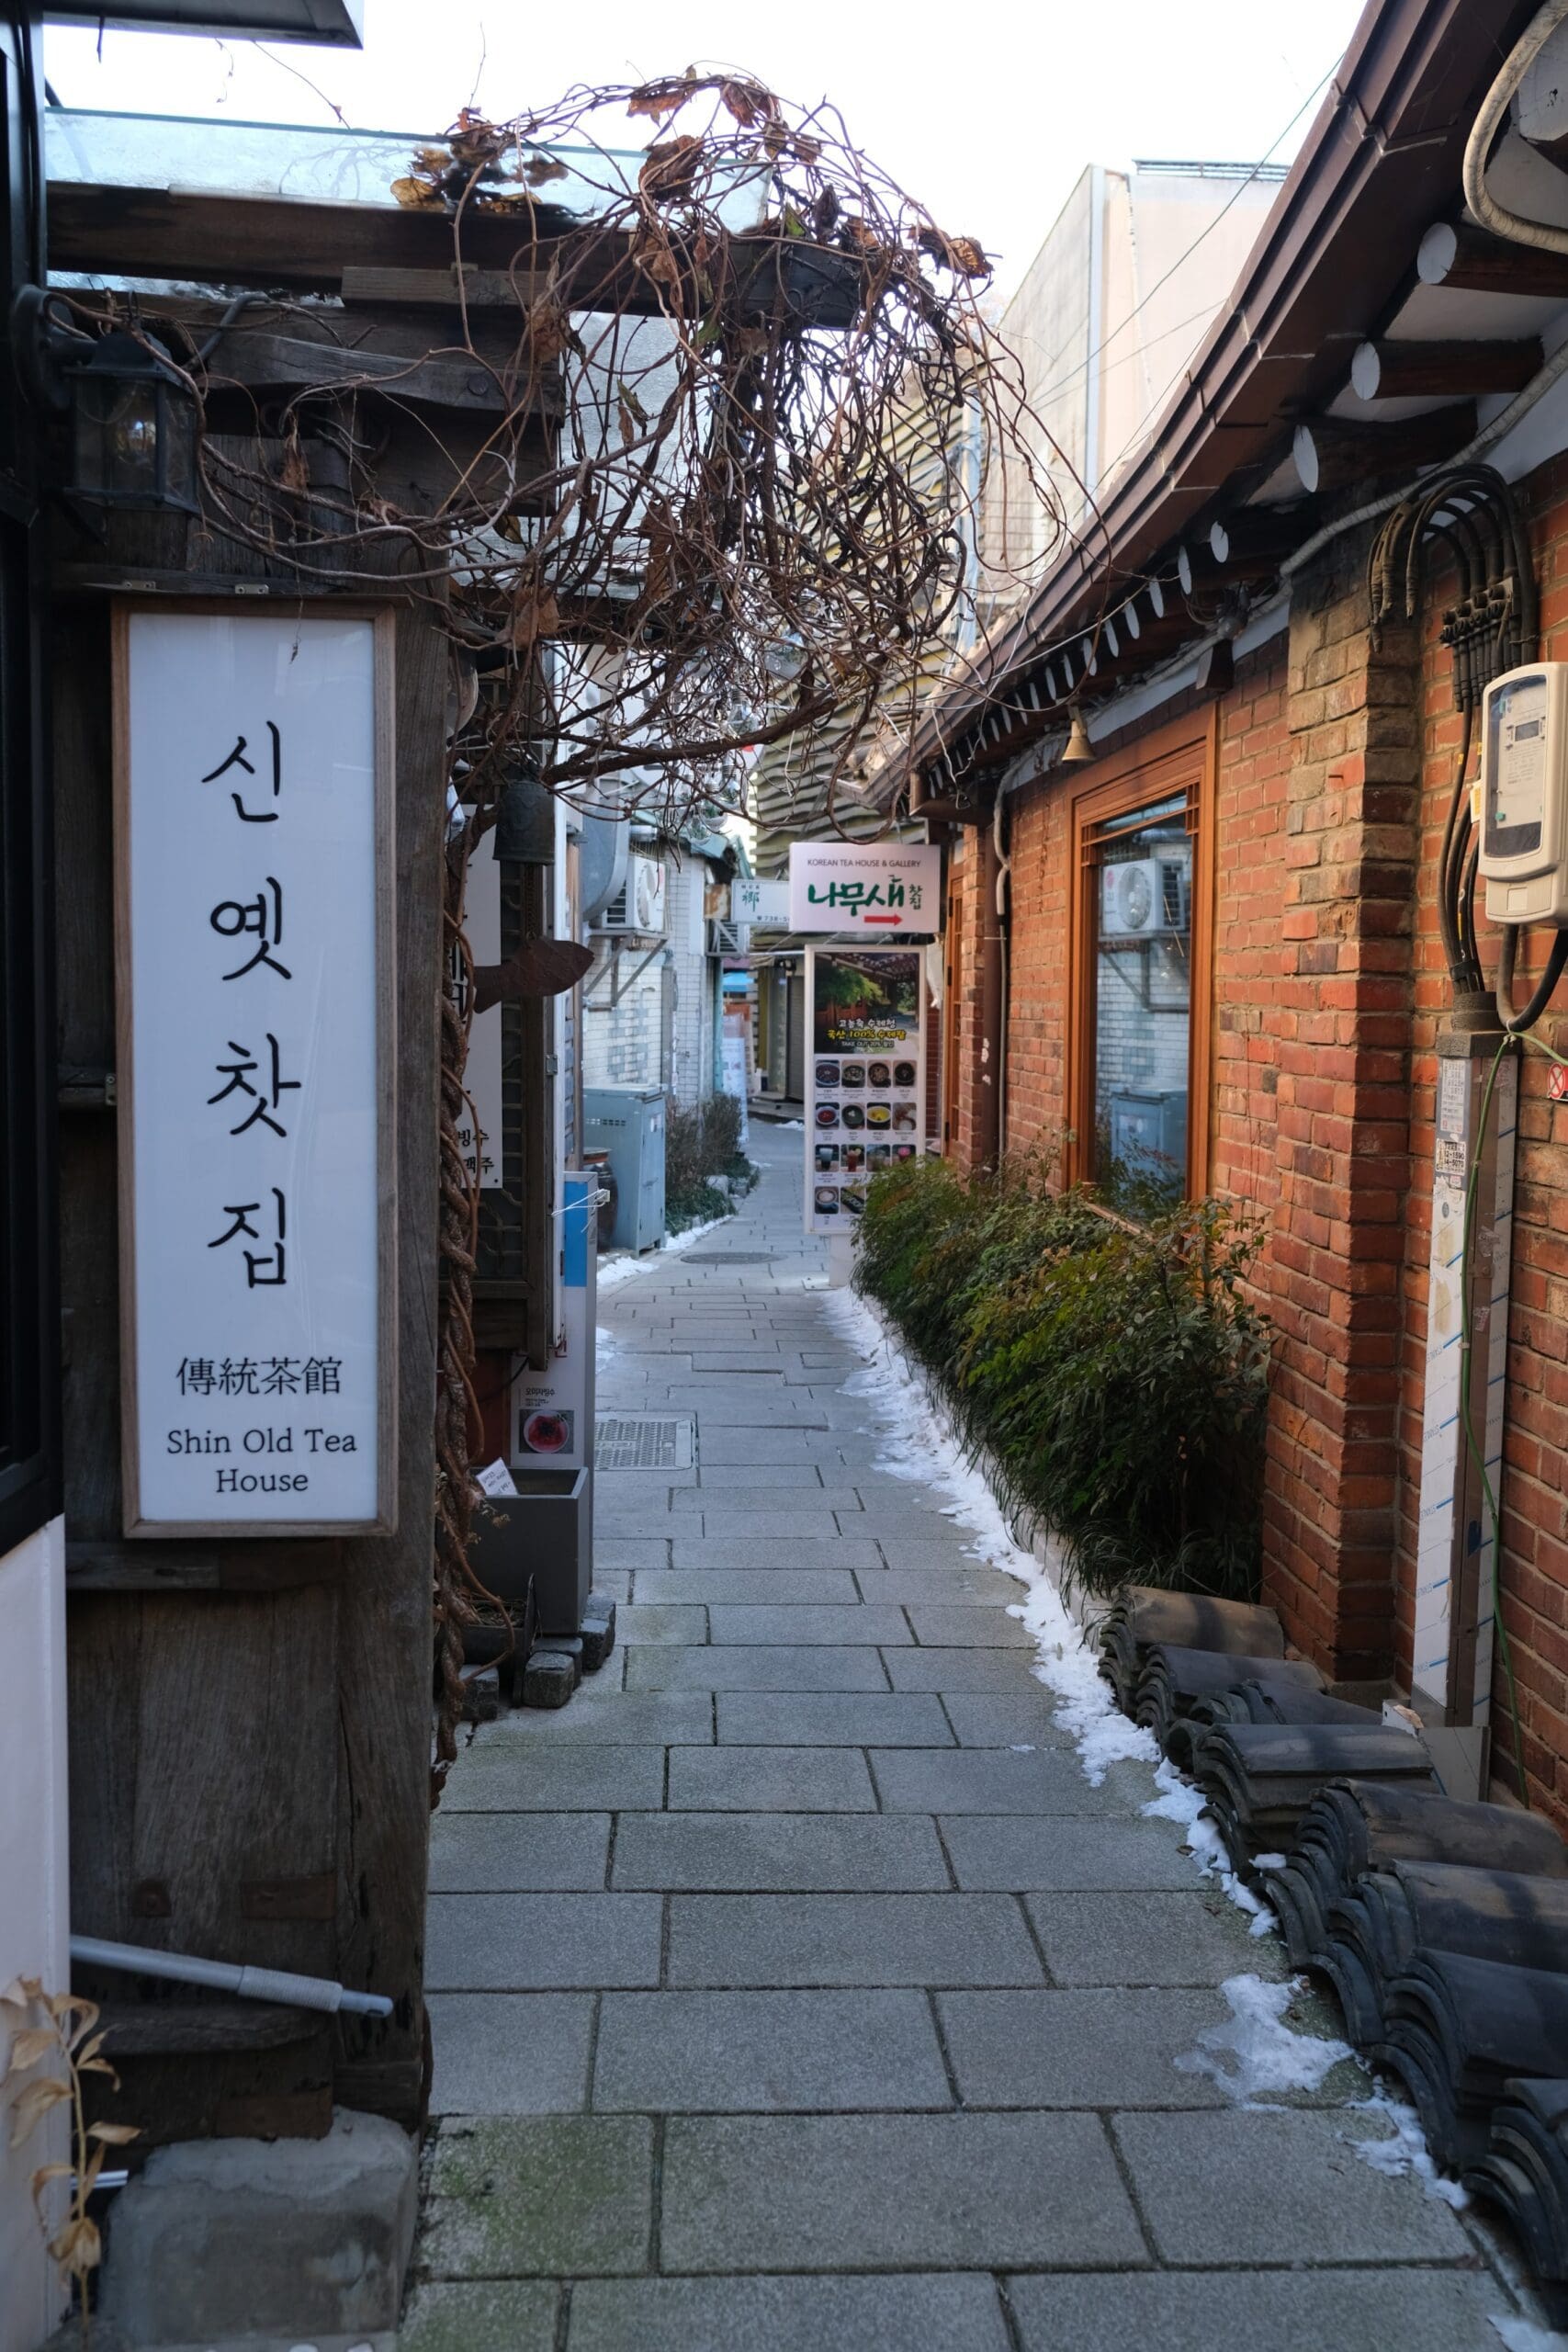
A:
[[1261, 541, 1421, 1685]]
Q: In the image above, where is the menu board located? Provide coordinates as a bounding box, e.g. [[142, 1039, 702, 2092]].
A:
[[804, 946, 925, 1236]]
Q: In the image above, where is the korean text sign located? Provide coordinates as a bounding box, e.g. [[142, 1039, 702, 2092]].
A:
[[116, 608, 395, 1534], [788, 841, 940, 935]]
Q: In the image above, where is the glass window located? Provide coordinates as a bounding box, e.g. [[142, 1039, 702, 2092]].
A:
[[1090, 792, 1192, 1212]]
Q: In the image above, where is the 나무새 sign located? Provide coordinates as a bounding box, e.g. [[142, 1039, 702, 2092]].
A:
[[788, 841, 940, 935]]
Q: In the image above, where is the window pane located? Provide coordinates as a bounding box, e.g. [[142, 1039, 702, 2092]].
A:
[[1092, 799, 1191, 1211]]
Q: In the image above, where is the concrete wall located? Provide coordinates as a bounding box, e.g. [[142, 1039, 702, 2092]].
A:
[[0, 1516, 69, 2352]]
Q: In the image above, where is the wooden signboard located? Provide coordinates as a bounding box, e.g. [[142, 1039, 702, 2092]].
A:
[[113, 605, 397, 1536]]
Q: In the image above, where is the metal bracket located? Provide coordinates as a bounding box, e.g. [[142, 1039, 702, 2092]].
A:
[[586, 936, 665, 1012]]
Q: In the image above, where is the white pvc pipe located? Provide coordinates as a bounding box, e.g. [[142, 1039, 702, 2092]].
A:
[[70, 1935, 394, 2019]]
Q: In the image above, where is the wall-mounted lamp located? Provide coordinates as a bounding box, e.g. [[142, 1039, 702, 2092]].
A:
[[1060, 707, 1095, 765], [12, 289, 200, 514]]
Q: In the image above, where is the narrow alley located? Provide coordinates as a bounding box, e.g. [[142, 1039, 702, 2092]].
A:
[[407, 1134, 1520, 2352]]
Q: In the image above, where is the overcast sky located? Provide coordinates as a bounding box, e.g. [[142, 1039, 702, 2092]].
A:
[[44, 0, 1366, 300]]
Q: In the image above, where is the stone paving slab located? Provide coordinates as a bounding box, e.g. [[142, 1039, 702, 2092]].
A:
[[708, 1602, 912, 1645], [629, 1567, 863, 1605], [565, 2273, 1011, 2352], [905, 1604, 1033, 1647], [400, 2279, 559, 2352], [665, 1893, 1047, 1987], [852, 1567, 1023, 1604], [671, 1538, 885, 1571], [1027, 1890, 1287, 1986], [614, 1603, 708, 1645], [940, 1814, 1201, 1890], [427, 1812, 611, 1892], [666, 1744, 878, 1812], [660, 2112, 1147, 2272], [883, 1648, 1048, 1693], [423, 2117, 652, 2277], [688, 1463, 840, 1487], [435, 1741, 665, 1813], [426, 1994, 593, 2115], [477, 1692, 714, 1746], [1006, 2270, 1511, 2352], [425, 1894, 662, 1989], [592, 1989, 952, 2112], [938, 1987, 1231, 2109], [624, 1645, 890, 1693], [869, 1747, 1120, 1815], [669, 1489, 859, 1515], [1111, 2109, 1472, 2264], [716, 1692, 953, 1746], [611, 1812, 951, 1893], [935, 1694, 1076, 1748]]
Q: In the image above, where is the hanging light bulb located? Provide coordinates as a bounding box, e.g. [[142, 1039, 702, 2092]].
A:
[[1060, 707, 1094, 765]]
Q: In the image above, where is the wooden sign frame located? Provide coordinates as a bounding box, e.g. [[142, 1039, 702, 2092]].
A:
[[113, 599, 399, 1538]]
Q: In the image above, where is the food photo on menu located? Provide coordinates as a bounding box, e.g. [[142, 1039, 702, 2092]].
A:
[[869, 1144, 891, 1168], [816, 1143, 840, 1171], [867, 1059, 890, 1086], [815, 1059, 840, 1088], [816, 1102, 840, 1129], [840, 1061, 865, 1089], [841, 1102, 865, 1130], [814, 1184, 840, 1216], [894, 1060, 916, 1087], [892, 1101, 918, 1130], [866, 1102, 891, 1129]]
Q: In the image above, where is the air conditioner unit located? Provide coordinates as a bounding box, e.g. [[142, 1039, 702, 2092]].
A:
[[1100, 854, 1188, 941], [596, 854, 666, 935]]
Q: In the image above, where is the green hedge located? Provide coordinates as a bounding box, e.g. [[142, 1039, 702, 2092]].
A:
[[665, 1092, 755, 1233], [853, 1155, 1272, 1602]]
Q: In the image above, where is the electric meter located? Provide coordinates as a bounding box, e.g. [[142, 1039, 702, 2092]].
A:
[[1481, 663, 1568, 923]]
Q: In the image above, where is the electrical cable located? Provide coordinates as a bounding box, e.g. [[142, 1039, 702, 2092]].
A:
[[1495, 922, 1568, 1034], [1462, 0, 1568, 257]]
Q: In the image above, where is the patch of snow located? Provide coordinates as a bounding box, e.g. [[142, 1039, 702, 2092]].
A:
[[1177, 1973, 1353, 2105], [1350, 2088, 1471, 2209], [595, 1326, 615, 1370], [1142, 1760, 1274, 1933], [1491, 2319, 1568, 2350]]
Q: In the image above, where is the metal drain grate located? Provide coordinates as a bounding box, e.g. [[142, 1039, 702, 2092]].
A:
[[595, 1413, 695, 1471]]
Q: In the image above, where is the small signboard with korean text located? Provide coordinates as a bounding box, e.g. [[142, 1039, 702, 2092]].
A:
[[115, 606, 397, 1536], [788, 841, 940, 935], [805, 945, 926, 1235], [456, 827, 503, 1191], [732, 875, 790, 926]]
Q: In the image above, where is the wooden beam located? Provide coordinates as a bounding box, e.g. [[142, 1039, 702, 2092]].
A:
[[203, 329, 560, 416], [1292, 402, 1476, 495], [1208, 509, 1313, 576], [1417, 220, 1568, 301], [1350, 337, 1543, 401], [47, 182, 690, 315]]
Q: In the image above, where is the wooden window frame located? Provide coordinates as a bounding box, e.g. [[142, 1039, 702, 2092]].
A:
[[1065, 704, 1217, 1199]]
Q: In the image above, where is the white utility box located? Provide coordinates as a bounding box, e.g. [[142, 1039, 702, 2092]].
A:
[[1482, 662, 1568, 923]]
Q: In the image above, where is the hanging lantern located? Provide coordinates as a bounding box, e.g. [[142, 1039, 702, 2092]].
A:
[[64, 330, 200, 514]]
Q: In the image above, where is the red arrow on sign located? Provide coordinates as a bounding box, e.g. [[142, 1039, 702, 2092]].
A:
[[863, 914, 904, 925]]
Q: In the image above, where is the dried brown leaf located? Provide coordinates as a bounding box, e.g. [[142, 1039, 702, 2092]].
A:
[[719, 79, 776, 130], [1, 1977, 43, 2012], [4, 2029, 59, 2076], [390, 175, 444, 211], [9, 2076, 70, 2143], [47, 2213, 101, 2276], [639, 135, 703, 204], [626, 80, 691, 124], [524, 156, 569, 186]]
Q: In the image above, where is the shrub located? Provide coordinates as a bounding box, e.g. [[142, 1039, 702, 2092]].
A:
[[854, 1157, 1271, 1602], [664, 1092, 757, 1232]]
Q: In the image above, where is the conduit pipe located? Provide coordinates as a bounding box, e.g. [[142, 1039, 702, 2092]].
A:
[[992, 786, 1012, 1160], [975, 810, 1005, 1173], [70, 1934, 395, 2019]]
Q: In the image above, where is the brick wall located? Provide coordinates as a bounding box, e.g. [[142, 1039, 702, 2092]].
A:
[[942, 477, 1568, 1825]]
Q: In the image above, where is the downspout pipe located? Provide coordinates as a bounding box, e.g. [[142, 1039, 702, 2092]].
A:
[[70, 1933, 395, 2018], [975, 809, 1005, 1174]]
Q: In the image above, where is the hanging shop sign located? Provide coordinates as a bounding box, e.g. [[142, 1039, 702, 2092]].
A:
[[732, 875, 790, 926], [804, 944, 926, 1235], [115, 606, 397, 1536], [788, 840, 940, 934]]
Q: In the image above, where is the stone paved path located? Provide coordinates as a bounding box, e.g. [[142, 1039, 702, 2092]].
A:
[[404, 1132, 1530, 2352]]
